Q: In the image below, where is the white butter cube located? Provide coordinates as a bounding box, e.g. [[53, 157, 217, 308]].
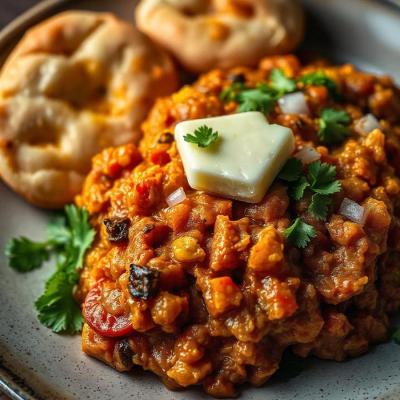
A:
[[175, 112, 294, 203]]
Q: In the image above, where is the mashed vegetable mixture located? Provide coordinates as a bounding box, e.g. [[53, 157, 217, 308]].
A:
[[76, 55, 400, 398]]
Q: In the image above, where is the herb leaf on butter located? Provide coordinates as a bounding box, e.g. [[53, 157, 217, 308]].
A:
[[5, 205, 95, 334], [318, 108, 351, 145], [184, 125, 219, 148], [284, 218, 316, 248]]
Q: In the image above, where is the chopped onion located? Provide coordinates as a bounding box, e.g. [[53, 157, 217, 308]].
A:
[[294, 147, 321, 164], [355, 114, 381, 135], [166, 187, 186, 207], [278, 92, 310, 115], [339, 197, 368, 225]]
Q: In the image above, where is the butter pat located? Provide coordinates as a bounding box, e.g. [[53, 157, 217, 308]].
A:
[[175, 112, 294, 203]]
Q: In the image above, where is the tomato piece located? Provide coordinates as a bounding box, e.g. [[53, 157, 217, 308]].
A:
[[136, 181, 151, 197], [150, 149, 170, 166], [83, 280, 134, 337]]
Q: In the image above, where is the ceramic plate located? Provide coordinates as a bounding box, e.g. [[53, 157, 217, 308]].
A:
[[1, 1, 400, 399]]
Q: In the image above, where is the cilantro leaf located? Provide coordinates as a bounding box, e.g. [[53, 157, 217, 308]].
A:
[[307, 160, 341, 195], [318, 108, 351, 145], [5, 205, 95, 334], [237, 89, 276, 113], [393, 328, 400, 345], [5, 237, 50, 272], [220, 69, 295, 115], [279, 158, 303, 182], [270, 69, 296, 94], [35, 269, 83, 334], [34, 206, 95, 333], [65, 205, 95, 270], [46, 216, 71, 246], [220, 82, 246, 102], [299, 71, 337, 97], [284, 218, 316, 249], [309, 193, 331, 220], [184, 125, 219, 148], [290, 176, 310, 200]]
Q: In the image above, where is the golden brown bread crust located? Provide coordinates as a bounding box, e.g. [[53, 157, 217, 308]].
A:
[[135, 0, 304, 72], [0, 11, 178, 208]]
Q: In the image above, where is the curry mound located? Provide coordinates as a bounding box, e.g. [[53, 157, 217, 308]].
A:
[[76, 55, 400, 398]]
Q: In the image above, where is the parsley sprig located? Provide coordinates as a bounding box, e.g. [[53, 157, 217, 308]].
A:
[[5, 205, 95, 334], [280, 159, 341, 248], [318, 108, 351, 145], [184, 125, 219, 148]]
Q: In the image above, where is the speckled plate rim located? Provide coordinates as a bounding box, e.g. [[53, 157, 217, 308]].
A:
[[1, 1, 400, 399]]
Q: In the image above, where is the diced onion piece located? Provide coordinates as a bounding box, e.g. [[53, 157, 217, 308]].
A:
[[355, 114, 380, 135], [278, 92, 310, 115], [294, 147, 321, 164], [339, 197, 367, 225], [166, 187, 186, 207]]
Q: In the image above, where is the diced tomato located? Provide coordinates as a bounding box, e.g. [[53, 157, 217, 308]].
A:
[[136, 181, 151, 197], [150, 149, 170, 166], [107, 160, 122, 177], [83, 280, 134, 337]]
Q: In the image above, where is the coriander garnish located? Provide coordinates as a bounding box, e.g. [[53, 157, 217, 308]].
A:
[[221, 69, 339, 116], [318, 108, 351, 145], [280, 158, 341, 245], [237, 89, 276, 113], [278, 157, 303, 182], [6, 238, 51, 272], [184, 125, 219, 148], [5, 205, 95, 334], [299, 71, 338, 97], [284, 218, 316, 249], [393, 328, 400, 345], [269, 68, 296, 93], [308, 193, 332, 221], [220, 68, 296, 114]]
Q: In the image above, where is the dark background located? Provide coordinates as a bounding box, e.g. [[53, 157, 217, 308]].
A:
[[1, 0, 38, 28]]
